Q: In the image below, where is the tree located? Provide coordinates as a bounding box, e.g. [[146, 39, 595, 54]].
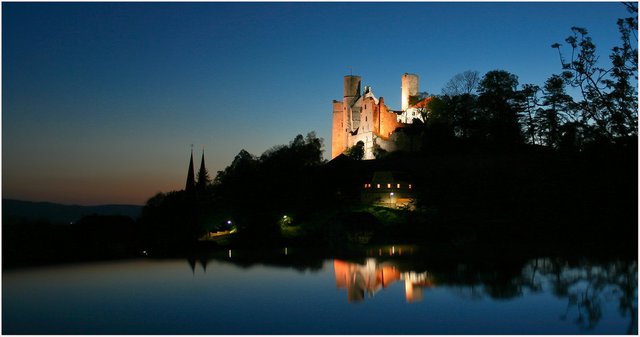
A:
[[442, 93, 479, 139], [477, 70, 523, 147], [537, 75, 575, 148], [516, 84, 541, 145], [344, 141, 365, 160], [442, 70, 481, 96], [552, 4, 638, 142]]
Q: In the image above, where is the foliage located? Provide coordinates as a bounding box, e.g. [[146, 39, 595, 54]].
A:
[[551, 4, 638, 143], [344, 140, 365, 160], [537, 75, 576, 148], [211, 132, 328, 239], [372, 142, 388, 159], [477, 70, 523, 147]]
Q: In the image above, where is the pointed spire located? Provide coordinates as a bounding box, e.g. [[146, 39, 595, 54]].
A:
[[196, 147, 210, 193], [185, 148, 196, 192], [199, 148, 206, 174]]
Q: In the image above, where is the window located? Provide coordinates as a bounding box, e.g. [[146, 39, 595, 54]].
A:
[[364, 184, 368, 188], [397, 183, 401, 188], [409, 184, 412, 189], [376, 184, 380, 189], [387, 183, 391, 188]]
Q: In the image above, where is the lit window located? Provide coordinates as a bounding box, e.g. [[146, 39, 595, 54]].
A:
[[376, 184, 380, 189], [387, 183, 391, 188], [364, 184, 368, 188], [397, 184, 401, 188], [409, 184, 412, 189]]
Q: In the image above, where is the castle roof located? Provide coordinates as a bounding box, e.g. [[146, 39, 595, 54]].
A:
[[411, 97, 432, 109]]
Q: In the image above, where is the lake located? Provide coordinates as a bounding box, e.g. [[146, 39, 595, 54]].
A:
[[3, 246, 637, 334]]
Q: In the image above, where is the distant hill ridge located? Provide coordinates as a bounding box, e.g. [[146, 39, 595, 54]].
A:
[[3, 199, 143, 225]]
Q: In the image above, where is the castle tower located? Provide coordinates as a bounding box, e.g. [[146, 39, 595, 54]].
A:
[[332, 75, 362, 159], [185, 149, 195, 192], [343, 75, 362, 133], [344, 75, 361, 99], [401, 73, 419, 111], [331, 99, 345, 158]]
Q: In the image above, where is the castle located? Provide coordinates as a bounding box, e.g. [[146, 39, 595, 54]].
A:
[[331, 73, 430, 159]]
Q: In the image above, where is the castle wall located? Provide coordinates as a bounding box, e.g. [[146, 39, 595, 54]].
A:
[[397, 107, 424, 124], [378, 97, 401, 139], [332, 100, 346, 158], [349, 131, 375, 160], [361, 97, 376, 134]]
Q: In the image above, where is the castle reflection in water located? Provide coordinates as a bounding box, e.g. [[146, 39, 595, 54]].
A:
[[334, 258, 434, 303]]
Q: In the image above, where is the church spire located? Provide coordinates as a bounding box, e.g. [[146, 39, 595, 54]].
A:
[[196, 147, 210, 192], [185, 148, 196, 192], [199, 149, 206, 175]]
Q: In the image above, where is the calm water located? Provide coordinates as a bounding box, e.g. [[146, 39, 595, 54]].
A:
[[3, 247, 637, 334]]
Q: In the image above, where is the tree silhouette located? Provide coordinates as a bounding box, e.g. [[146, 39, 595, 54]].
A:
[[477, 70, 523, 147], [344, 141, 365, 160], [537, 75, 575, 148], [442, 70, 480, 96], [552, 4, 638, 142], [517, 84, 541, 145]]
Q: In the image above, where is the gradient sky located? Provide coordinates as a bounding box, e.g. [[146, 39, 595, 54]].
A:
[[2, 2, 629, 205]]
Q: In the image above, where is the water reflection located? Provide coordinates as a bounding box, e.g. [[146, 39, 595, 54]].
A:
[[334, 259, 433, 303], [3, 249, 636, 334], [190, 246, 636, 334], [329, 256, 637, 334]]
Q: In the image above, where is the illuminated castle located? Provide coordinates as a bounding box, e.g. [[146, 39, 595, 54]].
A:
[[331, 73, 431, 159]]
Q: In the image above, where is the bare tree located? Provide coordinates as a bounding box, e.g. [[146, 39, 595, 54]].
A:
[[442, 70, 480, 96]]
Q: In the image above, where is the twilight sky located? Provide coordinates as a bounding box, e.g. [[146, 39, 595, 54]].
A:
[[2, 2, 628, 205]]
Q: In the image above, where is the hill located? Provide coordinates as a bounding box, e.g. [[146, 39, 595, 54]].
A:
[[3, 199, 143, 225]]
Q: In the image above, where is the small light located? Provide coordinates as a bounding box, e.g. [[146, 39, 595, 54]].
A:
[[227, 220, 232, 225], [390, 192, 394, 196], [283, 215, 287, 219]]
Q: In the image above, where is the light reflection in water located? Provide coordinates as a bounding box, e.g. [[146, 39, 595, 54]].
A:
[[333, 259, 434, 303], [3, 250, 636, 335]]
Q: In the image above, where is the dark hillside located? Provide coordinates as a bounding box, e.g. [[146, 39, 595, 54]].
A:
[[3, 199, 143, 225]]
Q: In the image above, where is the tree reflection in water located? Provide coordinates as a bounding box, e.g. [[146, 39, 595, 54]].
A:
[[196, 249, 636, 333], [329, 256, 636, 333]]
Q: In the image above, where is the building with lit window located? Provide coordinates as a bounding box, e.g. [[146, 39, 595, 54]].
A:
[[361, 171, 415, 208]]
